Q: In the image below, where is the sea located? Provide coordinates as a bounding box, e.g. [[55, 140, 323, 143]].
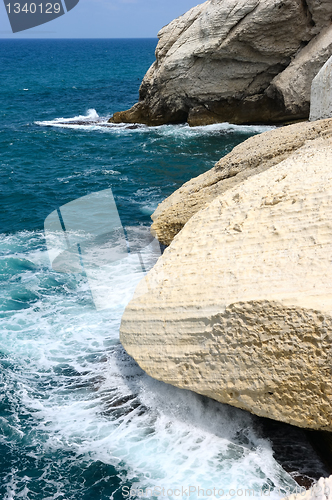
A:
[[0, 38, 315, 500]]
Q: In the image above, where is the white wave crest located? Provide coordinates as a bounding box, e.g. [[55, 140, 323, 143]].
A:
[[35, 108, 103, 128]]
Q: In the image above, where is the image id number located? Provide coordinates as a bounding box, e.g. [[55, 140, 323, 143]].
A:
[[6, 3, 62, 14]]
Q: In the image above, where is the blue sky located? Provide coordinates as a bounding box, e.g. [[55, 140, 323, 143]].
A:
[[0, 0, 200, 38]]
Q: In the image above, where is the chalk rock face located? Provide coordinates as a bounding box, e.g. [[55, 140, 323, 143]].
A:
[[310, 55, 332, 121], [120, 133, 332, 431], [151, 118, 332, 246], [111, 0, 332, 126]]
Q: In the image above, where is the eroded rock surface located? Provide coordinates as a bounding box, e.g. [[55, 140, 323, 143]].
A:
[[120, 132, 332, 431], [111, 0, 332, 126]]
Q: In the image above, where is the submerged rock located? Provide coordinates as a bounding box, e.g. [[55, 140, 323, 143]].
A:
[[120, 131, 332, 431], [151, 118, 332, 246], [110, 0, 332, 126]]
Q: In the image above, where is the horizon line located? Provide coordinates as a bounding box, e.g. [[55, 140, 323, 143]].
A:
[[0, 37, 159, 40]]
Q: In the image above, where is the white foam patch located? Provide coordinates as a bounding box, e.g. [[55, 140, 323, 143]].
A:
[[46, 108, 100, 123], [35, 109, 107, 130], [130, 187, 164, 216], [155, 122, 276, 136], [0, 231, 296, 499]]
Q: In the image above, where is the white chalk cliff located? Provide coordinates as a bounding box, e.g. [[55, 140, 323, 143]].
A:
[[120, 125, 332, 431], [111, 0, 332, 126]]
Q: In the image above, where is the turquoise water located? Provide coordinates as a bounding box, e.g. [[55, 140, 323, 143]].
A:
[[0, 39, 296, 500]]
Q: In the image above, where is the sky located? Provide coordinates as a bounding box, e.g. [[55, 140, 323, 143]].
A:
[[0, 0, 201, 38]]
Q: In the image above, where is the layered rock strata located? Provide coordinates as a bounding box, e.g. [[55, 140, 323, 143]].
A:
[[120, 131, 332, 431], [151, 118, 332, 246], [110, 0, 332, 126]]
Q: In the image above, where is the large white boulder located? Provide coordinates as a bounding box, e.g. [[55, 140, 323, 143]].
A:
[[120, 131, 332, 431]]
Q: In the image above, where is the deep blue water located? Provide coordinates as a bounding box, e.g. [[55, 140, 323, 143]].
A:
[[0, 39, 296, 500], [0, 38, 262, 234]]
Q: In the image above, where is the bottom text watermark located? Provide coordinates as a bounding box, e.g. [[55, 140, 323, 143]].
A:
[[122, 485, 314, 498]]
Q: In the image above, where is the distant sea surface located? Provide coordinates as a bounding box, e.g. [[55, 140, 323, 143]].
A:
[[0, 39, 297, 500]]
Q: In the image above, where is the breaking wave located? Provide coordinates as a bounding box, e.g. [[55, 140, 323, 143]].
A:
[[0, 230, 296, 500]]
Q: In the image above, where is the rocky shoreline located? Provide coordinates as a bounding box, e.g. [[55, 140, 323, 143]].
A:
[[119, 116, 332, 493], [114, 0, 332, 494]]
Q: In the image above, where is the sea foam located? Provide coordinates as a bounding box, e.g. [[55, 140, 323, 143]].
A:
[[0, 231, 296, 500]]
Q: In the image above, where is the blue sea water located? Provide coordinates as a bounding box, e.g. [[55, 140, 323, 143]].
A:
[[0, 39, 297, 500]]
